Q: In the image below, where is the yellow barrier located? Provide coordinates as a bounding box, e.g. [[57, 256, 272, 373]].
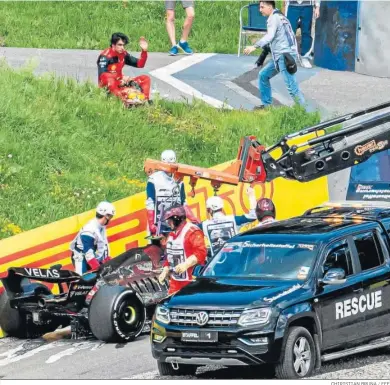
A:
[[0, 155, 329, 337]]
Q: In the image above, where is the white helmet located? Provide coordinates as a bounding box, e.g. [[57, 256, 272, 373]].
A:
[[96, 201, 116, 216], [206, 196, 224, 211], [161, 150, 176, 163]]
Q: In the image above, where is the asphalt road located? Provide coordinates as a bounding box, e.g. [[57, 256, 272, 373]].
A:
[[2, 331, 390, 380]]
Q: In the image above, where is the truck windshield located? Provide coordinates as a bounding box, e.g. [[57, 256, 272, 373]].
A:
[[202, 238, 317, 280]]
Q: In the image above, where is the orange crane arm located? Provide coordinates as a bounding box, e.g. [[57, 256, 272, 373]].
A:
[[144, 137, 267, 196], [144, 100, 390, 196]]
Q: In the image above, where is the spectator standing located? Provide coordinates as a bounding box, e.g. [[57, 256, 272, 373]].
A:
[[285, 0, 320, 57], [165, 1, 195, 56], [244, 1, 306, 109]]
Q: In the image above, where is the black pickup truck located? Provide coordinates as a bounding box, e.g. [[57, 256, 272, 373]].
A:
[[151, 202, 390, 379]]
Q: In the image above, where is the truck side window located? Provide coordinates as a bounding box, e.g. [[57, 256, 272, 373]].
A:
[[353, 231, 384, 271], [323, 243, 353, 277]]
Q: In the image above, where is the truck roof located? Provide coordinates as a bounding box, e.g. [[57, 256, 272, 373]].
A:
[[303, 202, 390, 221]]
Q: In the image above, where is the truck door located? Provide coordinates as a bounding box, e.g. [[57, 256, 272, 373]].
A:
[[351, 229, 390, 339], [314, 239, 365, 350]]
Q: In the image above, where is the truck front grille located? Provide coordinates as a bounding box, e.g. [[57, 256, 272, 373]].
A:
[[170, 308, 241, 327]]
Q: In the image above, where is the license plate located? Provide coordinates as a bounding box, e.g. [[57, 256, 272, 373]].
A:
[[181, 331, 218, 343]]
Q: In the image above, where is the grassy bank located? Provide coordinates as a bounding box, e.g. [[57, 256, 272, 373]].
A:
[[0, 1, 280, 53], [0, 61, 318, 239]]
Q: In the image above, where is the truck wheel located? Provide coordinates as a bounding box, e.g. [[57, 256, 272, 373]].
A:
[[0, 291, 27, 338], [88, 285, 146, 342], [275, 326, 315, 379], [157, 361, 198, 376]]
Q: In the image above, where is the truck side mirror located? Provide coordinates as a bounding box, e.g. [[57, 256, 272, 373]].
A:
[[319, 268, 347, 286]]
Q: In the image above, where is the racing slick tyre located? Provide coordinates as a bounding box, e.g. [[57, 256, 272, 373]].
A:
[[157, 361, 198, 376], [88, 285, 146, 342], [0, 290, 27, 337], [275, 326, 316, 379], [0, 285, 60, 338]]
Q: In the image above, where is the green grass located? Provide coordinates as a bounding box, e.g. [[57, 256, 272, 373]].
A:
[[0, 60, 319, 238], [0, 1, 281, 53]]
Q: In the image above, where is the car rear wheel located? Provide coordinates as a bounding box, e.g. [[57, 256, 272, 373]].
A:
[[88, 285, 146, 342], [0, 290, 27, 337], [0, 286, 60, 338], [275, 326, 315, 379], [157, 361, 198, 376]]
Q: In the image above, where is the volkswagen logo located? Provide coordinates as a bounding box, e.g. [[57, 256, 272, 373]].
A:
[[195, 311, 209, 326]]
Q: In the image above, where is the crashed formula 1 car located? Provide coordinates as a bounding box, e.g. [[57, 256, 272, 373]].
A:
[[0, 244, 169, 342]]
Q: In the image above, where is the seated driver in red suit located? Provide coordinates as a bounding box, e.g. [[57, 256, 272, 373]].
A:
[[97, 32, 151, 103]]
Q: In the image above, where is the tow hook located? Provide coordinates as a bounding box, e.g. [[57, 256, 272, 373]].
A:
[[171, 361, 179, 370]]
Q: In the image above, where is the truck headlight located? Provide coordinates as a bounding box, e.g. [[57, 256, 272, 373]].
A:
[[238, 308, 271, 327], [155, 305, 170, 324]]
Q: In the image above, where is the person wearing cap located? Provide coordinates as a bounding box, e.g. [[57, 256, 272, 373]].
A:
[[158, 204, 207, 294], [70, 201, 116, 275], [145, 149, 200, 237], [97, 32, 151, 104], [199, 186, 258, 258], [255, 198, 277, 226]]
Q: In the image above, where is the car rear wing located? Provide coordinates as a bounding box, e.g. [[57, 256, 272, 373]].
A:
[[1, 267, 80, 297]]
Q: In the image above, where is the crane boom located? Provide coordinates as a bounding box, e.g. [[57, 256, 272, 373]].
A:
[[144, 101, 390, 194]]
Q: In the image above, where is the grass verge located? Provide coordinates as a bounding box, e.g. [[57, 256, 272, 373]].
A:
[[0, 60, 319, 239], [0, 0, 281, 53]]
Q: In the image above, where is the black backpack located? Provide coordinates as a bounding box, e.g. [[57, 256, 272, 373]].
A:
[[283, 53, 297, 74]]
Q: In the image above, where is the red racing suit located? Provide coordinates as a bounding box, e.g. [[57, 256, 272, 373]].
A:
[[164, 221, 207, 294], [97, 47, 151, 101]]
